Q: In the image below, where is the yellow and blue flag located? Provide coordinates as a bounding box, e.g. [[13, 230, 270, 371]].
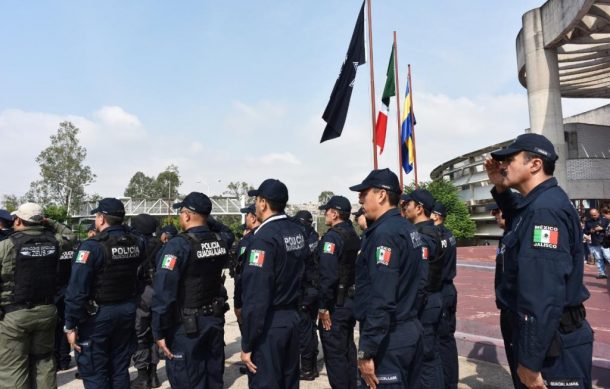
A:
[[401, 80, 415, 174]]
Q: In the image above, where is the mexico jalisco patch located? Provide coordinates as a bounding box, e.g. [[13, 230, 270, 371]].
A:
[[376, 246, 392, 266], [249, 250, 265, 267], [532, 225, 559, 249]]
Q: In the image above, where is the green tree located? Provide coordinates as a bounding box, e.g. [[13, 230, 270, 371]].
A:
[[404, 179, 476, 240], [224, 181, 254, 199], [154, 165, 182, 199], [318, 191, 334, 204], [124, 171, 157, 198], [2, 194, 21, 212], [43, 204, 67, 223], [25, 121, 96, 213]]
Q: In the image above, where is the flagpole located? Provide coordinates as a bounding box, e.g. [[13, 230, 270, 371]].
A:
[[366, 0, 378, 169], [408, 64, 419, 188], [392, 32, 404, 190]]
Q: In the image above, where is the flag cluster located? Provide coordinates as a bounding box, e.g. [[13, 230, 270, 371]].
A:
[[374, 48, 395, 154], [401, 81, 415, 174]]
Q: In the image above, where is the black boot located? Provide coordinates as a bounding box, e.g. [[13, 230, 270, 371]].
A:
[[149, 364, 161, 388], [299, 358, 315, 381], [130, 368, 150, 389]]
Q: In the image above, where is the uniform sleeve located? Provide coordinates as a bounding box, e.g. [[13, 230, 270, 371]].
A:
[[64, 241, 104, 329], [47, 219, 76, 242], [233, 238, 249, 309], [492, 187, 521, 227], [516, 208, 573, 371], [240, 236, 276, 353], [151, 238, 189, 341], [359, 233, 402, 357], [318, 232, 342, 310]]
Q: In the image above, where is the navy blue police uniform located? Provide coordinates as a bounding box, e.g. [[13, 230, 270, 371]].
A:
[[151, 192, 234, 389], [432, 202, 459, 389], [233, 205, 257, 317], [241, 179, 308, 389], [64, 198, 146, 389], [350, 169, 424, 388], [0, 209, 13, 241], [293, 209, 321, 381], [491, 135, 593, 388], [317, 196, 359, 388]]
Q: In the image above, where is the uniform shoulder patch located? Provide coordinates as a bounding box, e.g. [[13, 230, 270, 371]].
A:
[[532, 225, 559, 249], [323, 242, 335, 254], [375, 246, 392, 266], [239, 246, 246, 255], [161, 254, 177, 270], [75, 250, 90, 264], [422, 246, 429, 260], [248, 249, 265, 267]]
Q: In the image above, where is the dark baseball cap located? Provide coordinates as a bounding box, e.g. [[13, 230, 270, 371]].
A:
[[240, 204, 256, 215], [490, 133, 558, 161], [248, 179, 289, 204], [160, 224, 178, 237], [319, 195, 352, 213], [131, 214, 159, 235], [173, 192, 212, 215], [349, 168, 401, 193], [86, 223, 96, 232], [0, 209, 13, 223], [432, 202, 447, 218], [91, 198, 125, 217], [352, 207, 365, 218], [401, 189, 436, 212], [294, 210, 313, 225]]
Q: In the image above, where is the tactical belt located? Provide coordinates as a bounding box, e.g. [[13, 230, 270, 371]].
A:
[[182, 304, 214, 317]]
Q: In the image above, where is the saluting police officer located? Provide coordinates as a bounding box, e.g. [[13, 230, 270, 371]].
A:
[[240, 179, 309, 388], [293, 209, 321, 381], [0, 209, 14, 241], [401, 189, 445, 389], [64, 198, 146, 388], [0, 203, 65, 388], [317, 195, 360, 388], [485, 133, 593, 388], [431, 202, 459, 389], [151, 192, 234, 389], [349, 169, 423, 389]]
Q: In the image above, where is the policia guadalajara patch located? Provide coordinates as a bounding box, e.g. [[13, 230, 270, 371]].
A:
[[532, 225, 559, 249]]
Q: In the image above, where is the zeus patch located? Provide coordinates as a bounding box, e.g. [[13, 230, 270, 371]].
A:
[[375, 246, 392, 266], [248, 250, 265, 267], [532, 225, 559, 249], [75, 250, 90, 264], [323, 242, 335, 254], [161, 254, 177, 270]]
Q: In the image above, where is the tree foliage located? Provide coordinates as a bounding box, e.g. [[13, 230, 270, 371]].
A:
[[2, 194, 20, 212], [25, 121, 95, 212], [124, 172, 156, 198], [123, 165, 182, 199], [318, 191, 334, 204], [224, 181, 254, 199], [404, 179, 476, 240]]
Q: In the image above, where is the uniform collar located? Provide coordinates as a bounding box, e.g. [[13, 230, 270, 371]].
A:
[[255, 213, 287, 235], [415, 219, 435, 228], [516, 177, 558, 210], [365, 208, 400, 236], [186, 225, 210, 233]]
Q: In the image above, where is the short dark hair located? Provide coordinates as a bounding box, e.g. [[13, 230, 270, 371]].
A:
[[104, 214, 124, 226], [337, 210, 351, 221], [265, 198, 286, 214], [387, 191, 400, 206], [524, 151, 555, 176]]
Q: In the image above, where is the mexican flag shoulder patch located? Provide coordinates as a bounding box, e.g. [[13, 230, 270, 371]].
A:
[[161, 254, 177, 270], [75, 250, 90, 264], [323, 242, 336, 254], [375, 246, 392, 266], [532, 225, 559, 249], [249, 250, 265, 267], [422, 246, 429, 260]]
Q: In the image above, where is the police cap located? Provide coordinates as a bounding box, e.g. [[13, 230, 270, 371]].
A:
[[248, 179, 289, 204], [349, 168, 401, 193], [0, 209, 13, 224], [131, 213, 159, 235], [294, 210, 313, 226], [172, 192, 212, 215], [401, 189, 436, 213], [432, 202, 447, 218], [352, 207, 365, 218], [491, 133, 558, 162], [318, 195, 352, 213], [160, 224, 178, 237], [240, 204, 256, 216], [91, 198, 126, 217]]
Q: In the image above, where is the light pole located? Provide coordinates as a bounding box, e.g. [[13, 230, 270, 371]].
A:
[[57, 183, 72, 217]]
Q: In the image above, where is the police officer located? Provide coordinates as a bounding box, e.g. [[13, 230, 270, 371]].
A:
[[130, 214, 162, 389], [240, 179, 309, 388], [0, 209, 13, 241], [151, 192, 234, 388], [86, 222, 97, 239], [0, 203, 63, 388], [352, 207, 368, 232], [349, 168, 423, 389], [293, 209, 321, 381], [401, 189, 445, 389], [485, 133, 593, 388], [64, 198, 146, 388], [159, 224, 178, 244], [431, 202, 459, 389], [317, 196, 359, 388]]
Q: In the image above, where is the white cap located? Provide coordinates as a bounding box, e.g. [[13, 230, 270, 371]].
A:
[[11, 202, 44, 223]]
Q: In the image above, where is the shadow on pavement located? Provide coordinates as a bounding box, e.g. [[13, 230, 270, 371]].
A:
[[460, 342, 513, 389]]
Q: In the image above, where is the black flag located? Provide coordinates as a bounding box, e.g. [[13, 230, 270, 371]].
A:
[[321, 2, 366, 143]]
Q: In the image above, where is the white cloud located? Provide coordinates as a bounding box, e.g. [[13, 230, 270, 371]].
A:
[[93, 106, 141, 127], [257, 152, 302, 166]]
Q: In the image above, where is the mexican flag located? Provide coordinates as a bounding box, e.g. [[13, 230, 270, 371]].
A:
[[376, 246, 392, 265], [161, 255, 177, 270], [249, 250, 265, 267], [375, 47, 396, 154], [533, 226, 559, 245], [323, 242, 336, 254]]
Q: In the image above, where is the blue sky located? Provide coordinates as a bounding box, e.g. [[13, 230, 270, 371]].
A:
[[1, 1, 606, 204]]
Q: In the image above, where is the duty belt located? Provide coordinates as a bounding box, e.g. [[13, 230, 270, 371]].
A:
[[182, 304, 214, 317]]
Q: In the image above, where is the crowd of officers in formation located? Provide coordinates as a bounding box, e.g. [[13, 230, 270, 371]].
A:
[[0, 133, 595, 389]]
